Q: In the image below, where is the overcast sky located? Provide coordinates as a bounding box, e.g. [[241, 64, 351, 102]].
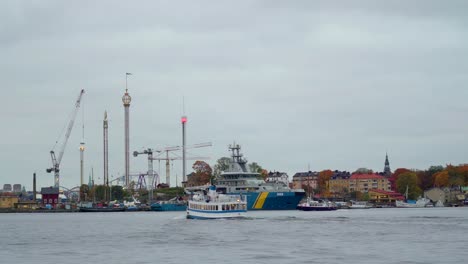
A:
[[1, 0, 468, 190]]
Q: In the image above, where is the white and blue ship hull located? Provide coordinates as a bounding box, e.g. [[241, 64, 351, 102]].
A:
[[228, 191, 304, 210]]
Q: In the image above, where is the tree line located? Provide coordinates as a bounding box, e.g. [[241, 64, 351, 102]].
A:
[[391, 164, 468, 200]]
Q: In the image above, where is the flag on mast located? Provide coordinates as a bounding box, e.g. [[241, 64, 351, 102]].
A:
[[126, 72, 132, 75]]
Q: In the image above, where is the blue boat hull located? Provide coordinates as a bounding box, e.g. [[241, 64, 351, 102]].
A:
[[228, 191, 305, 210], [150, 203, 187, 211]]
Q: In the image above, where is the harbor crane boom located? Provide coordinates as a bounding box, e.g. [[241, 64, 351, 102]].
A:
[[47, 89, 85, 188], [133, 142, 212, 187]]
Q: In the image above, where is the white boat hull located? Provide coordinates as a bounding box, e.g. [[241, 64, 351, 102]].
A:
[[186, 209, 246, 219], [396, 199, 430, 208]]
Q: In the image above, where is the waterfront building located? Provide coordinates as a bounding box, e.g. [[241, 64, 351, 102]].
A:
[[292, 171, 319, 191], [424, 188, 446, 204], [15, 201, 39, 210], [13, 184, 22, 193], [265, 171, 289, 186], [368, 189, 404, 204], [0, 193, 19, 209], [41, 187, 59, 208], [3, 184, 12, 192], [328, 171, 351, 195], [349, 174, 390, 193]]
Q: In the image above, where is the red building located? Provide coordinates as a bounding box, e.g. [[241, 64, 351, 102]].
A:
[[41, 187, 59, 208]]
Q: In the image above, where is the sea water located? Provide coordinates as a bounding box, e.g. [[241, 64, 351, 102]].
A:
[[1, 208, 467, 264]]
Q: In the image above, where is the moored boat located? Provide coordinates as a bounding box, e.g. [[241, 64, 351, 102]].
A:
[[296, 198, 337, 211], [187, 185, 247, 219], [151, 197, 187, 211], [79, 207, 126, 212], [395, 186, 431, 208], [395, 197, 431, 208], [348, 200, 373, 209]]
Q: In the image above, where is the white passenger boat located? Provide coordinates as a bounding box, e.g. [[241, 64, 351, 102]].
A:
[[187, 185, 247, 219], [348, 200, 373, 209]]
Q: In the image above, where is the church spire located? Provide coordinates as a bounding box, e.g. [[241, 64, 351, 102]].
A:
[[384, 152, 391, 176]]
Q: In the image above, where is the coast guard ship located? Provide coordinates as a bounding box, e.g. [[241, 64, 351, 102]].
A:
[[186, 143, 305, 210]]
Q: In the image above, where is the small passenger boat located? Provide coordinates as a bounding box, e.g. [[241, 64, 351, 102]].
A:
[[348, 200, 373, 209], [296, 198, 337, 211], [187, 185, 247, 219]]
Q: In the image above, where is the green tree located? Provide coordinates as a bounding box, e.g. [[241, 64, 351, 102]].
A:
[[111, 185, 124, 201], [354, 168, 373, 174], [396, 172, 422, 200], [362, 192, 370, 201], [390, 168, 412, 191], [213, 157, 231, 178], [80, 184, 90, 201], [248, 162, 263, 174], [428, 165, 444, 177]]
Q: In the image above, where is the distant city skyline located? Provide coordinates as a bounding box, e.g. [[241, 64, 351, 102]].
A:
[[1, 1, 467, 190]]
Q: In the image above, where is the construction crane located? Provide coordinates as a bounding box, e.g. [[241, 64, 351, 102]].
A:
[[134, 142, 211, 187], [46, 89, 85, 188], [151, 142, 211, 186]]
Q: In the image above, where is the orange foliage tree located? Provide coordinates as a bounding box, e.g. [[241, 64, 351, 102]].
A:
[[318, 170, 333, 194], [433, 171, 449, 187], [188, 161, 213, 186]]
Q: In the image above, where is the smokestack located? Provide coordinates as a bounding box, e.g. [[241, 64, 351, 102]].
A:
[[33, 173, 37, 202]]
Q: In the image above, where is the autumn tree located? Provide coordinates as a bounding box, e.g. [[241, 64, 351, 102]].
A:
[[396, 172, 422, 200], [318, 170, 333, 194], [389, 168, 411, 191], [416, 170, 433, 191], [457, 164, 468, 186], [187, 160, 213, 186], [433, 171, 449, 187], [445, 164, 466, 187]]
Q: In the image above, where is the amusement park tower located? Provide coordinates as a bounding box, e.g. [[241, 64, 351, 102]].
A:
[[181, 115, 187, 183], [79, 141, 85, 186], [79, 98, 85, 187], [103, 111, 109, 186], [122, 73, 132, 187]]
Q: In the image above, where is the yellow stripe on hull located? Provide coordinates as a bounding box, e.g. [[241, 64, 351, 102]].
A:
[[254, 192, 269, 209]]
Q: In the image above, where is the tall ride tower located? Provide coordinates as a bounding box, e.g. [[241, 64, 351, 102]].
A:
[[103, 111, 109, 187], [79, 103, 85, 186], [122, 73, 132, 187], [79, 141, 85, 186], [181, 115, 187, 183]]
